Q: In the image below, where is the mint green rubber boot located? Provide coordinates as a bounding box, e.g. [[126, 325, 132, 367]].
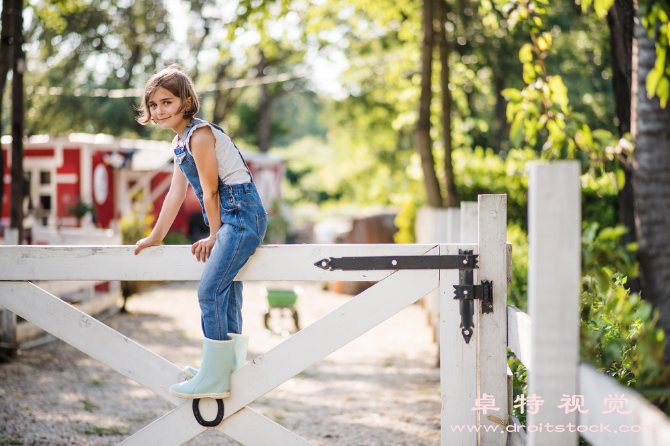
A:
[[170, 338, 234, 399], [184, 333, 249, 378]]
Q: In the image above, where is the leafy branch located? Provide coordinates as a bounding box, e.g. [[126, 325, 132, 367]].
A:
[[496, 0, 631, 182]]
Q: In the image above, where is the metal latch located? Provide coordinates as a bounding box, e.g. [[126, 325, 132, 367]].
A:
[[314, 254, 478, 271]]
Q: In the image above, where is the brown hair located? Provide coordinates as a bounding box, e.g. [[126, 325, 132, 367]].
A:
[[136, 64, 200, 125]]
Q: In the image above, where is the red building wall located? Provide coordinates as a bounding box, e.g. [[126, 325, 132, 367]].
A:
[[91, 151, 115, 228], [56, 148, 81, 224]]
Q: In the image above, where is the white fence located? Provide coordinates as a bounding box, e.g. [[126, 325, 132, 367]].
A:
[[1, 162, 669, 445]]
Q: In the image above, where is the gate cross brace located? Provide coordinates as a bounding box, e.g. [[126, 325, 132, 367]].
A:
[[0, 268, 440, 446]]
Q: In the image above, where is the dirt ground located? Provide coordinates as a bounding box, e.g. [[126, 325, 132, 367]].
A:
[[0, 281, 442, 446]]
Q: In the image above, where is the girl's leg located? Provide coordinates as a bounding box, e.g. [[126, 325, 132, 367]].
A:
[[198, 223, 259, 340], [227, 281, 244, 335], [198, 223, 242, 341]]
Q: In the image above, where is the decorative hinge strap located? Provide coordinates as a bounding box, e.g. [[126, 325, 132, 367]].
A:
[[314, 254, 478, 271]]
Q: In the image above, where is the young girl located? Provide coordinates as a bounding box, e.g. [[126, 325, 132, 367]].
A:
[[133, 65, 267, 399]]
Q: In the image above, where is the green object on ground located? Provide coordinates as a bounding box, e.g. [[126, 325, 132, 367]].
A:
[[266, 289, 299, 307]]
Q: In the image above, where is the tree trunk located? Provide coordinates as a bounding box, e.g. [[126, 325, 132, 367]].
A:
[[631, 11, 670, 362], [0, 0, 13, 216], [435, 0, 458, 208], [211, 60, 229, 124], [257, 51, 271, 152], [414, 0, 443, 208], [9, 0, 24, 244], [493, 74, 509, 153], [607, 0, 640, 293]]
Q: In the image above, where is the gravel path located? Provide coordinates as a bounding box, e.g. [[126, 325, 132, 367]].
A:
[[0, 281, 441, 446]]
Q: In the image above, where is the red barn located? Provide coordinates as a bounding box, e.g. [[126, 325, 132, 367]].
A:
[[1, 133, 285, 243]]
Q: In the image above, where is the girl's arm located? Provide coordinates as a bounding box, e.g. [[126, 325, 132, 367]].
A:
[[189, 126, 222, 262], [134, 162, 188, 255]]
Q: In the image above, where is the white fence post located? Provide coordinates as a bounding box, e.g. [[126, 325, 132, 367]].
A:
[[4, 228, 19, 245], [527, 161, 581, 446], [440, 242, 477, 446], [477, 194, 508, 445], [416, 207, 460, 346]]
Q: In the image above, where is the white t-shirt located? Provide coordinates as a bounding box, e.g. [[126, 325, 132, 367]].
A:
[[177, 121, 251, 185]]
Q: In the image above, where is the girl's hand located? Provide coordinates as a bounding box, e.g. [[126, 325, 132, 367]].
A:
[[192, 235, 216, 262], [134, 235, 160, 255]]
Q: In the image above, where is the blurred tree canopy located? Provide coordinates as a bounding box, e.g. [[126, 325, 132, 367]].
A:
[[2, 0, 670, 418]]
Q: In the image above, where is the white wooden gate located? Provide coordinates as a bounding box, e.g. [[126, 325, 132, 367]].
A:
[[0, 194, 508, 446]]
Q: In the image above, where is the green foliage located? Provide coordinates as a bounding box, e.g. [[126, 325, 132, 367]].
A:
[[507, 224, 529, 311], [119, 203, 154, 302], [453, 147, 535, 228], [581, 222, 670, 413], [498, 0, 622, 162], [162, 231, 190, 245], [23, 0, 173, 138], [394, 200, 418, 244], [264, 200, 290, 244], [119, 205, 153, 246], [498, 0, 669, 418], [508, 352, 528, 425], [68, 198, 96, 223]]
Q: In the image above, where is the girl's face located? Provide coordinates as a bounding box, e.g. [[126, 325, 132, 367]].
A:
[[148, 86, 191, 131]]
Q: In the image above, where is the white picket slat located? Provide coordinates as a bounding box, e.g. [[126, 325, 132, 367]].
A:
[[222, 267, 440, 417], [0, 281, 311, 446], [527, 162, 581, 446], [0, 244, 444, 282], [507, 305, 532, 369], [578, 363, 670, 446], [460, 202, 478, 243], [477, 194, 508, 445], [440, 243, 477, 446]]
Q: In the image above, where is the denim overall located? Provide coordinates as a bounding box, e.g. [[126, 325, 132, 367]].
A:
[[174, 118, 267, 341]]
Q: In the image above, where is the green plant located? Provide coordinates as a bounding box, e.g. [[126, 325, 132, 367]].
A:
[[264, 200, 290, 244], [507, 224, 529, 311], [580, 223, 670, 413], [508, 352, 528, 425], [80, 397, 98, 412], [393, 200, 417, 244], [162, 231, 191, 245], [119, 201, 155, 310], [68, 198, 96, 223]]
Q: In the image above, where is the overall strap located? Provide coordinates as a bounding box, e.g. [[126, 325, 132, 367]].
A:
[[180, 118, 204, 148]]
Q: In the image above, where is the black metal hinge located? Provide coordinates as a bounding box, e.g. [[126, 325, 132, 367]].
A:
[[453, 281, 494, 314], [452, 249, 494, 344], [314, 254, 478, 271]]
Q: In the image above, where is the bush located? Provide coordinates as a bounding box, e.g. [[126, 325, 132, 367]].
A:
[[580, 223, 670, 413], [119, 204, 155, 310]]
